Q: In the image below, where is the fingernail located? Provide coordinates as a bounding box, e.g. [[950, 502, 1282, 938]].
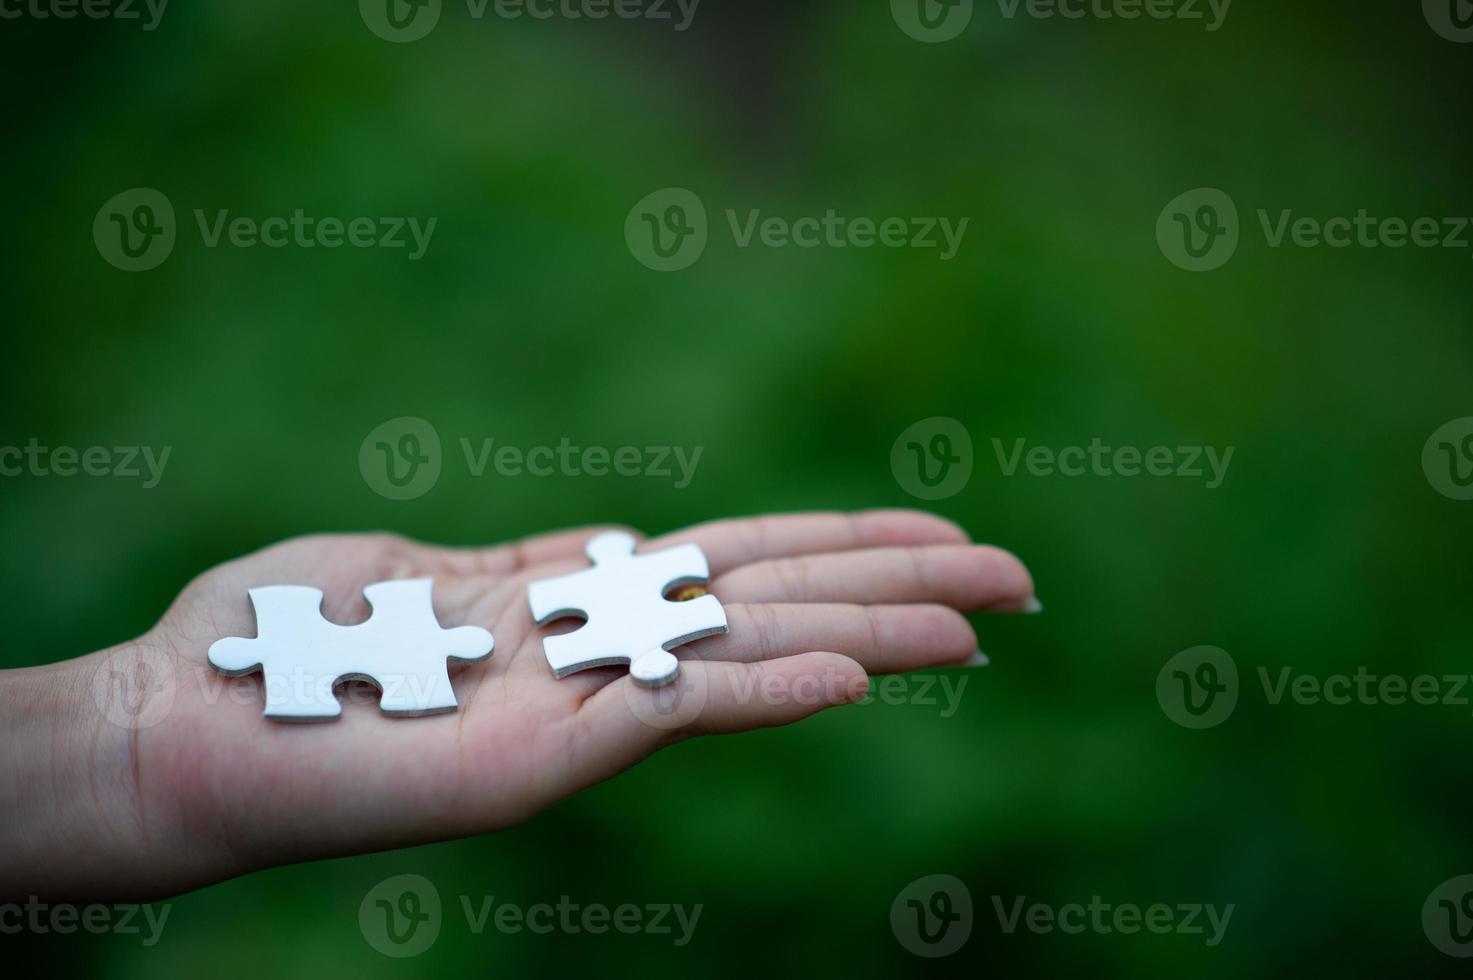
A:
[[963, 651, 990, 667], [1022, 596, 1044, 614]]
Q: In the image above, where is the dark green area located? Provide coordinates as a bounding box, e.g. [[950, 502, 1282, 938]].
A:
[[1, 0, 1469, 975]]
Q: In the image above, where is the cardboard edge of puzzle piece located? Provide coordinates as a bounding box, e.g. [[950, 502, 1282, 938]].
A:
[[207, 577, 494, 722], [527, 531, 728, 688]]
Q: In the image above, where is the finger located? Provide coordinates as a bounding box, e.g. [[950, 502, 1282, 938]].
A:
[[436, 524, 645, 577], [698, 602, 979, 673], [540, 600, 977, 702], [645, 510, 970, 577], [711, 544, 1036, 612], [571, 652, 869, 777]]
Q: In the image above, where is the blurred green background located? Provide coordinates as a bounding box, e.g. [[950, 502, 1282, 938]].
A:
[[2, 0, 1471, 975]]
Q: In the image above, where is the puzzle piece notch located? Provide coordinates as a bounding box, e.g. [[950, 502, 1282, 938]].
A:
[[207, 578, 493, 721], [527, 531, 727, 687]]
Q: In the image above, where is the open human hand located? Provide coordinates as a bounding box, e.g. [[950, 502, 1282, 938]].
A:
[[0, 510, 1035, 901]]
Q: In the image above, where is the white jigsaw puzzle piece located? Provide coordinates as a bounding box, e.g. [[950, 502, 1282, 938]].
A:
[[207, 578, 493, 721], [527, 531, 727, 687]]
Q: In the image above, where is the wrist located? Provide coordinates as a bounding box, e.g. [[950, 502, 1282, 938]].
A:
[[0, 635, 206, 901]]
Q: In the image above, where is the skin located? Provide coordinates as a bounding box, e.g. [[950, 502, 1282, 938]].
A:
[[0, 510, 1035, 901]]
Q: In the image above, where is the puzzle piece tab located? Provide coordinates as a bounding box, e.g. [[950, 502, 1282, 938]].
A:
[[527, 531, 727, 687], [207, 578, 493, 721]]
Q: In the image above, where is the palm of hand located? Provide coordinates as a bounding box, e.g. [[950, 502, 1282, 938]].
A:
[[95, 511, 1033, 894]]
